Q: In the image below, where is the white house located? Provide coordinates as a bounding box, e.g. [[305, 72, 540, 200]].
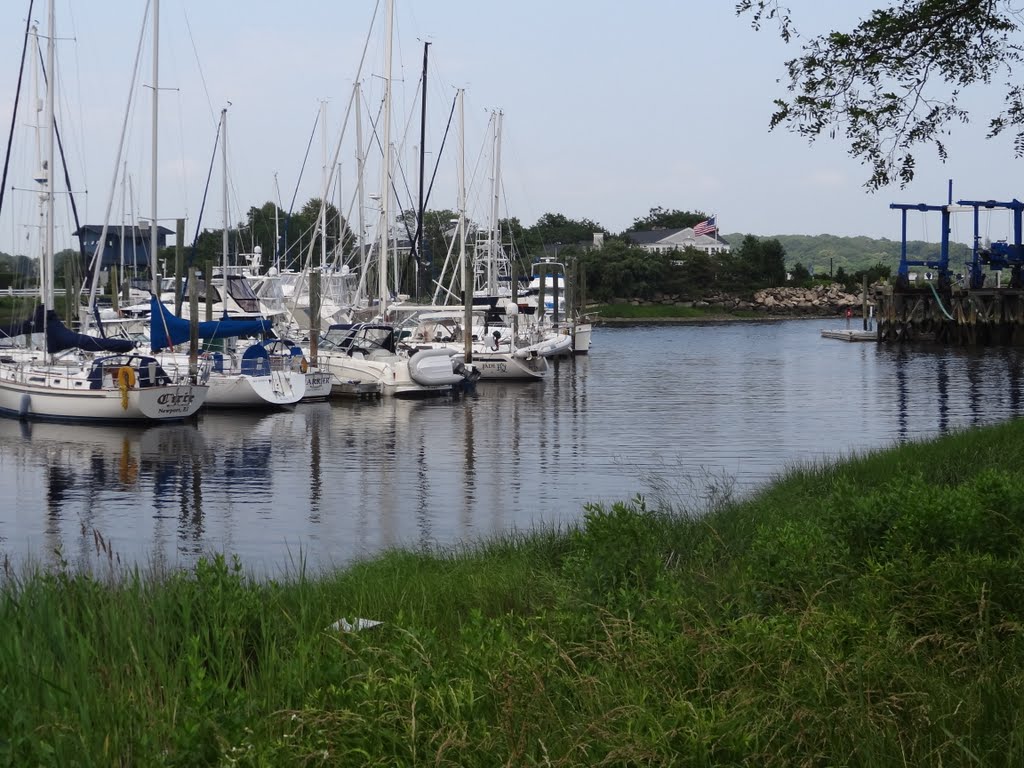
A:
[[626, 227, 731, 255]]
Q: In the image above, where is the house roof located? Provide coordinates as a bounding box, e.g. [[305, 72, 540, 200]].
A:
[[74, 224, 174, 239], [626, 228, 729, 247], [625, 228, 686, 245]]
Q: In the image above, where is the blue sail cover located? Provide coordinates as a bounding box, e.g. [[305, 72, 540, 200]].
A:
[[149, 295, 271, 352], [37, 305, 135, 353]]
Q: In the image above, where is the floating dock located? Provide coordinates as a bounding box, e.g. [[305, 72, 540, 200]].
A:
[[821, 328, 877, 342]]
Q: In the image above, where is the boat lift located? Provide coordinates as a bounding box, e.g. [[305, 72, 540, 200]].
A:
[[955, 198, 1024, 289]]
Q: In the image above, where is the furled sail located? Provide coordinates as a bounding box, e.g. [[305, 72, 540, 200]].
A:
[[149, 295, 271, 352]]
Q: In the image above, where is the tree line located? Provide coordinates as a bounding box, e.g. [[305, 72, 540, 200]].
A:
[[3, 203, 903, 302]]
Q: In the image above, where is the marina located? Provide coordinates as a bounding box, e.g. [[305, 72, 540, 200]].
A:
[[4, 319, 1024, 576]]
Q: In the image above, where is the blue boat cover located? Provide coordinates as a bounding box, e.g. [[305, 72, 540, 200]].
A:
[[10, 304, 137, 353], [149, 295, 271, 352]]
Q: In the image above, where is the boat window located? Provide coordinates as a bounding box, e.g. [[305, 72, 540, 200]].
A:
[[226, 276, 261, 313]]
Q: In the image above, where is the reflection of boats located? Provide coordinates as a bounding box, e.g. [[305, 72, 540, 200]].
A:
[[0, 417, 206, 482]]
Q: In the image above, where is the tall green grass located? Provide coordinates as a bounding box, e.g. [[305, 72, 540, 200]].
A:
[[4, 422, 1024, 765]]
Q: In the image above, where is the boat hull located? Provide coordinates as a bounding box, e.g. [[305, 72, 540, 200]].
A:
[[320, 352, 457, 398], [472, 351, 547, 380], [572, 322, 592, 354], [0, 365, 207, 422], [203, 370, 305, 408], [301, 369, 335, 400]]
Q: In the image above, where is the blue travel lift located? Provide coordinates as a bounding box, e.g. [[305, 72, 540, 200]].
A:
[[891, 180, 1024, 291], [956, 197, 1024, 289]]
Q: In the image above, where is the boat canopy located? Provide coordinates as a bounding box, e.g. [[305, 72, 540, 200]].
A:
[[149, 295, 271, 352]]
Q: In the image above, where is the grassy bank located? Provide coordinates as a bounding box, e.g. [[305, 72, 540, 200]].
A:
[[593, 302, 775, 321], [4, 421, 1024, 765]]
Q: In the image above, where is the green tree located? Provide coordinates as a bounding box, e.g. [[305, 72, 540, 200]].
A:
[[627, 207, 708, 232], [528, 212, 604, 249], [579, 239, 668, 301], [737, 0, 1023, 188], [790, 261, 812, 285], [736, 235, 788, 288]]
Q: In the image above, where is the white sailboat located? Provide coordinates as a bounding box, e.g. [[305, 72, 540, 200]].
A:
[[150, 107, 305, 409], [315, 0, 475, 398], [0, 3, 207, 422]]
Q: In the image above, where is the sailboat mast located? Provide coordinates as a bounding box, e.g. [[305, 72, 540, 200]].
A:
[[273, 172, 280, 272], [488, 110, 503, 297], [415, 41, 429, 299], [43, 1, 55, 313], [150, 0, 159, 296], [221, 107, 228, 311], [378, 0, 394, 319], [458, 89, 471, 363], [354, 81, 368, 302], [320, 100, 327, 276]]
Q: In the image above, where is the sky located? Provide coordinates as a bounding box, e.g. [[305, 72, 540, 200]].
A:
[[2, 0, 1023, 259]]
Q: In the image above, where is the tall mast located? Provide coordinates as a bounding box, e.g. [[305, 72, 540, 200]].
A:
[[43, 2, 55, 313], [354, 81, 368, 303], [150, 0, 160, 295], [378, 0, 394, 318], [221, 107, 228, 312], [488, 110, 503, 297], [273, 172, 280, 272], [320, 100, 327, 278], [458, 89, 470, 363], [415, 41, 429, 299]]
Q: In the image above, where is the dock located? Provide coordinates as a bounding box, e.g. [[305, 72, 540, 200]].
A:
[[821, 328, 877, 342]]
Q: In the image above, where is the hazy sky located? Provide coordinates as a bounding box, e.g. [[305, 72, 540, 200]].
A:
[[2, 0, 1022, 258]]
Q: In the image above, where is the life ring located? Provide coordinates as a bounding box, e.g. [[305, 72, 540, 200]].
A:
[[117, 365, 136, 410]]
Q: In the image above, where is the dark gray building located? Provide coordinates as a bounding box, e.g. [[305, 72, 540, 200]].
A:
[[74, 224, 173, 269]]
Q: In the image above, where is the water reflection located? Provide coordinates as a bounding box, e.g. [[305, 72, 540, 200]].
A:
[[4, 321, 1024, 575], [0, 418, 206, 571]]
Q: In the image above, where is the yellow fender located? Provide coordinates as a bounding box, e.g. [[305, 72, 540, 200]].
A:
[[117, 366, 136, 410]]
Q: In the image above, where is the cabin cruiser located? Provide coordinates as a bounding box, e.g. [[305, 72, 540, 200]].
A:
[[317, 322, 478, 397]]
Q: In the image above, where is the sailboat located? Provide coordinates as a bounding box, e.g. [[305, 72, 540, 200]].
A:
[[0, 3, 207, 422], [149, 107, 305, 408], [314, 0, 476, 397]]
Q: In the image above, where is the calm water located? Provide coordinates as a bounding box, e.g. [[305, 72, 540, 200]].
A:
[[3, 318, 1024, 575]]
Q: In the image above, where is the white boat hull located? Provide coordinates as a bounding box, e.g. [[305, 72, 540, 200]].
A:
[[471, 350, 547, 380], [573, 322, 592, 354], [320, 352, 457, 398], [301, 368, 335, 400], [0, 362, 207, 422], [203, 370, 305, 408]]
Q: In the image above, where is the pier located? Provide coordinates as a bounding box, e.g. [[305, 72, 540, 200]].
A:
[[876, 285, 1024, 345]]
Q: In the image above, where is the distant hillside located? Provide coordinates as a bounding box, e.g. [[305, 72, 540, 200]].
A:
[[721, 233, 974, 277]]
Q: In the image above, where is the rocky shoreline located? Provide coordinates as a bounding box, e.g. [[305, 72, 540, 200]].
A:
[[598, 283, 868, 323]]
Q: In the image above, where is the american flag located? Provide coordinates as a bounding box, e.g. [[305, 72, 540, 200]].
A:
[[693, 216, 717, 237]]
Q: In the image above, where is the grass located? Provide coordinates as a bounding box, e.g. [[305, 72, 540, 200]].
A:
[[4, 421, 1024, 765], [592, 302, 766, 320]]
